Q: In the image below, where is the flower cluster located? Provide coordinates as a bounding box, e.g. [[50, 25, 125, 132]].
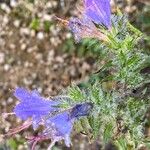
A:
[[6, 88, 93, 150], [68, 0, 111, 42]]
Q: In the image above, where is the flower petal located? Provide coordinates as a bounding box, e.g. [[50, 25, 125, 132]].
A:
[[85, 0, 111, 27], [68, 16, 97, 42], [13, 88, 59, 121], [43, 111, 73, 147]]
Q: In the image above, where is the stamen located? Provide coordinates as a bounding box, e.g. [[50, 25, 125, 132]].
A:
[[26, 135, 49, 150], [54, 16, 69, 26], [4, 120, 32, 136]]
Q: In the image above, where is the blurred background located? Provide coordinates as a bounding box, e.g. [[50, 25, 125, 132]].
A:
[[0, 0, 149, 149]]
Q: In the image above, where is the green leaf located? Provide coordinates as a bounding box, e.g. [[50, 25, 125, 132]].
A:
[[30, 18, 40, 31], [127, 22, 142, 36], [115, 137, 127, 150], [68, 85, 85, 102], [103, 123, 114, 144], [44, 21, 52, 32], [88, 115, 101, 138], [146, 143, 150, 149], [7, 138, 18, 150]]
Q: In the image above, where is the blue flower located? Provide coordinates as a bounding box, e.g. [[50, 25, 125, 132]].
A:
[[42, 102, 93, 148], [68, 16, 97, 42], [68, 0, 111, 42], [43, 111, 73, 147], [13, 87, 59, 129], [68, 16, 107, 42], [85, 0, 111, 28], [7, 87, 93, 149]]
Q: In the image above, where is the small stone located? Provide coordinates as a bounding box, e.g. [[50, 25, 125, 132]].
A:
[[24, 61, 29, 67], [18, 145, 24, 150], [1, 3, 11, 13], [48, 50, 55, 57], [46, 2, 53, 8], [82, 62, 90, 71], [45, 68, 50, 75], [50, 37, 55, 43], [43, 14, 51, 21], [0, 53, 5, 64], [10, 0, 18, 7], [7, 97, 13, 104], [21, 43, 27, 51], [1, 100, 6, 106], [3, 16, 9, 25], [23, 78, 32, 85], [55, 56, 64, 63], [30, 30, 36, 37], [69, 67, 77, 77], [66, 33, 72, 39], [53, 64, 59, 70], [35, 53, 43, 60], [37, 32, 44, 40], [37, 12, 42, 18], [4, 64, 10, 71], [27, 46, 37, 53], [9, 43, 16, 49], [51, 1, 57, 8], [20, 28, 30, 36], [32, 73, 37, 79], [47, 50, 55, 64], [13, 20, 20, 28]]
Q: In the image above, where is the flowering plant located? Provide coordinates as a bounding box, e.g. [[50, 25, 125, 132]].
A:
[[4, 0, 150, 150]]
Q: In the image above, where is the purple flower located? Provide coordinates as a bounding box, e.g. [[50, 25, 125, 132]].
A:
[[13, 87, 59, 129], [44, 111, 73, 147], [68, 16, 107, 42], [68, 0, 111, 42], [68, 16, 96, 42], [6, 87, 93, 150], [35, 102, 93, 149], [84, 0, 111, 28]]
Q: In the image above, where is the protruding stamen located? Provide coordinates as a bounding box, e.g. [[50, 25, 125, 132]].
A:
[[54, 16, 69, 26], [4, 120, 32, 136], [26, 135, 49, 150]]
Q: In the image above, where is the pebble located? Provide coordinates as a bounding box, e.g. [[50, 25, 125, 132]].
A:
[[9, 43, 16, 49], [4, 64, 10, 71], [1, 3, 11, 13], [23, 78, 32, 85], [7, 97, 13, 104], [46, 2, 53, 8], [37, 32, 44, 40], [43, 14, 52, 21], [66, 33, 72, 39], [13, 20, 20, 28], [3, 16, 9, 25], [20, 28, 30, 36], [55, 56, 64, 63], [21, 43, 27, 51], [30, 29, 36, 37], [0, 52, 5, 64], [10, 0, 18, 8], [82, 62, 90, 71]]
